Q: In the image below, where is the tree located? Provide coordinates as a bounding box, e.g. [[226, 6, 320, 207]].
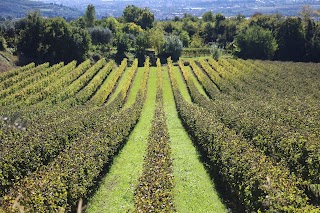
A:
[[163, 22, 175, 34], [123, 5, 141, 23], [0, 20, 16, 48], [0, 36, 7, 51], [299, 5, 313, 21], [84, 4, 96, 28], [134, 32, 150, 64], [190, 35, 204, 48], [182, 21, 197, 38], [275, 17, 305, 61], [99, 17, 119, 32], [306, 23, 320, 62], [114, 32, 130, 55], [182, 13, 198, 22], [202, 11, 215, 22], [235, 25, 278, 60], [149, 27, 165, 54], [202, 22, 216, 43], [161, 35, 183, 61], [17, 13, 91, 63], [42, 17, 72, 63], [123, 5, 154, 29], [42, 17, 91, 63], [179, 30, 190, 47], [138, 9, 154, 29], [89, 27, 113, 45], [123, 22, 143, 36], [70, 17, 86, 28], [214, 13, 226, 36], [68, 27, 92, 62], [17, 12, 44, 59], [219, 20, 237, 47]]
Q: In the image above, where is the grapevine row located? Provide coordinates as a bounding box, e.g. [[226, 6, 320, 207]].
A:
[[87, 58, 127, 106], [1, 58, 150, 212], [135, 58, 174, 212], [64, 60, 114, 106], [189, 60, 219, 99], [168, 58, 319, 212], [0, 63, 50, 103], [0, 63, 35, 89], [25, 60, 91, 106], [0, 62, 66, 106]]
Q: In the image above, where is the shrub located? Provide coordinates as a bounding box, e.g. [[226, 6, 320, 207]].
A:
[[161, 35, 183, 61], [0, 36, 7, 51]]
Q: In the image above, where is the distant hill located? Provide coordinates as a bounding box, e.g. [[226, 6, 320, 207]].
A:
[[0, 0, 82, 19]]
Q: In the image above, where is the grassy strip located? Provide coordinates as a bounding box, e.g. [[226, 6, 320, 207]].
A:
[[164, 62, 227, 213], [134, 59, 174, 212], [124, 67, 145, 108], [86, 62, 155, 213], [171, 65, 191, 103], [184, 64, 208, 97], [107, 59, 138, 104], [189, 60, 219, 99]]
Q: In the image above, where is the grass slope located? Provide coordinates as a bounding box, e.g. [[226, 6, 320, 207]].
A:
[[172, 65, 191, 103], [124, 67, 145, 108], [162, 67, 226, 212], [185, 65, 208, 97], [85, 68, 157, 212], [106, 67, 131, 104]]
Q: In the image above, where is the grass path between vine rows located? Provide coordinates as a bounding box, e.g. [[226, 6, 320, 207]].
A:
[[106, 66, 131, 103], [163, 66, 227, 212], [85, 68, 157, 212], [124, 67, 145, 108], [186, 65, 208, 97]]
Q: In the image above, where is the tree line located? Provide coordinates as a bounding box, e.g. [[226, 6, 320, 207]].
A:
[[0, 4, 319, 64]]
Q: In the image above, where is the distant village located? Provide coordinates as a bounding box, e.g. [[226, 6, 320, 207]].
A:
[[1, 0, 320, 20], [43, 0, 320, 19]]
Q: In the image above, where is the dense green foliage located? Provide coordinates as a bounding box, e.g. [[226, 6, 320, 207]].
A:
[[89, 27, 113, 45], [16, 12, 91, 64], [235, 25, 278, 59], [161, 35, 183, 61], [84, 4, 96, 28], [122, 5, 154, 30], [275, 17, 305, 61], [0, 36, 6, 51]]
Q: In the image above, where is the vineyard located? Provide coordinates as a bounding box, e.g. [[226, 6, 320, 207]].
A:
[[0, 57, 319, 212]]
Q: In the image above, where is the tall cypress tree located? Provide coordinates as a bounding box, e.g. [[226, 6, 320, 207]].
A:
[[84, 4, 96, 28]]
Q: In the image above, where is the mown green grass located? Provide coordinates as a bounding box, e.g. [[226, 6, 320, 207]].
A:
[[85, 68, 157, 213], [172, 65, 191, 103], [180, 56, 211, 60], [185, 65, 208, 98], [162, 67, 227, 212], [106, 66, 131, 103], [124, 67, 144, 108]]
